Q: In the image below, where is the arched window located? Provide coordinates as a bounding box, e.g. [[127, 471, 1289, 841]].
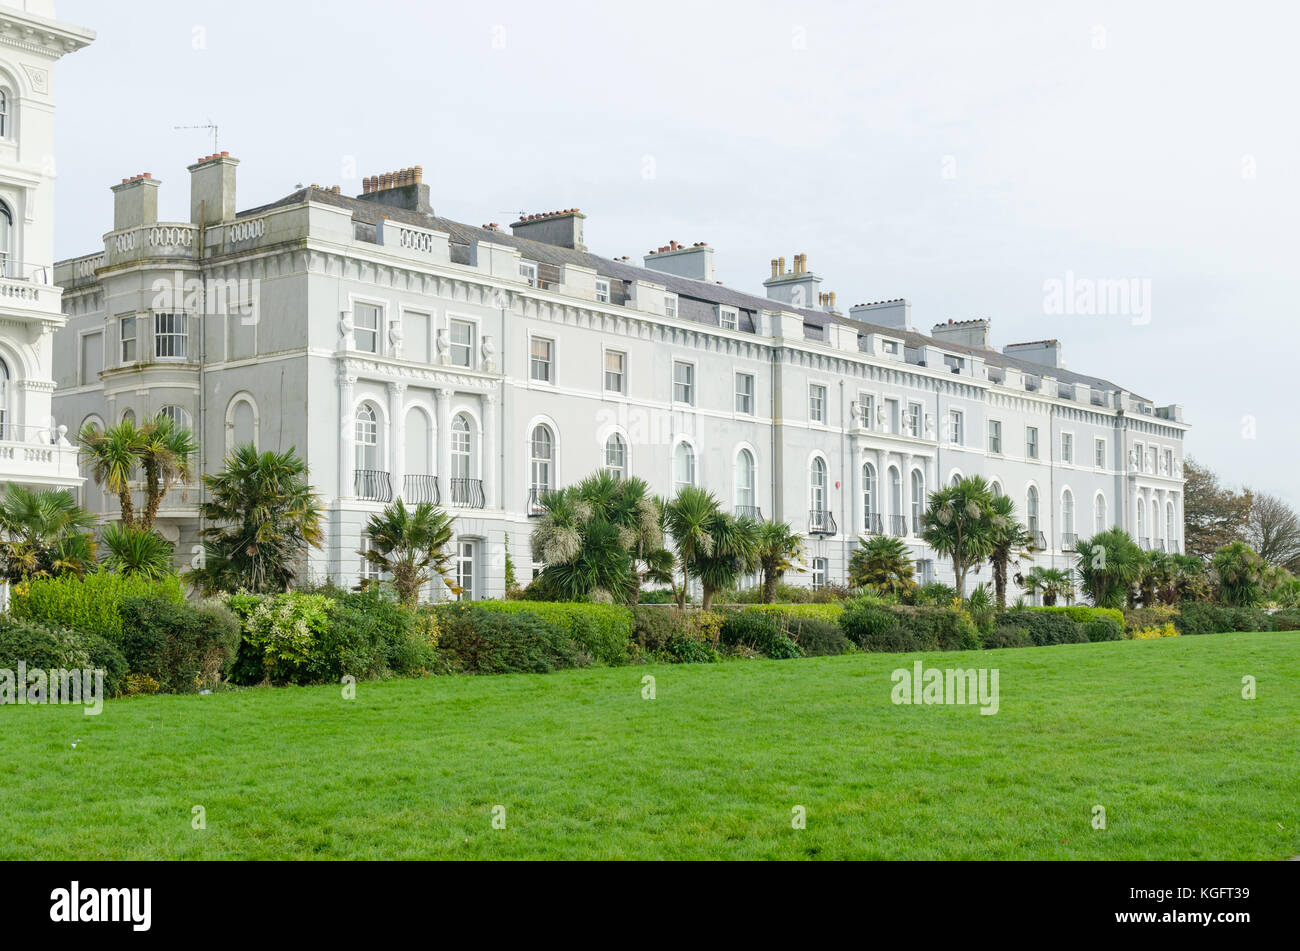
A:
[[1095, 494, 1107, 535], [121, 408, 136, 426], [0, 202, 11, 278], [673, 442, 696, 491], [911, 469, 926, 531], [158, 405, 191, 431], [889, 466, 902, 534], [0, 357, 8, 440], [529, 424, 554, 496], [404, 407, 431, 478], [1026, 486, 1040, 536], [0, 90, 8, 139], [355, 404, 379, 470], [451, 414, 472, 479], [734, 448, 755, 512], [990, 481, 1004, 498], [810, 457, 827, 513], [228, 396, 258, 452], [862, 462, 877, 531], [605, 433, 627, 479], [949, 471, 962, 488], [1062, 489, 1075, 544]]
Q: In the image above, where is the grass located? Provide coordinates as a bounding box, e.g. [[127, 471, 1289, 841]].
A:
[[3, 631, 1298, 859]]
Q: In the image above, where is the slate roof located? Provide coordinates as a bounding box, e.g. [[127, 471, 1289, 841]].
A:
[[239, 186, 1146, 400]]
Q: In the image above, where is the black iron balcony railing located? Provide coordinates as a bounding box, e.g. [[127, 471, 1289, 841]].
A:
[[527, 486, 549, 517], [808, 509, 837, 536], [402, 474, 439, 505], [863, 512, 883, 535], [889, 514, 907, 537], [354, 469, 393, 502], [912, 514, 924, 536], [1155, 538, 1166, 552], [1029, 529, 1047, 550], [734, 505, 763, 520], [449, 478, 486, 509], [1062, 532, 1078, 550]]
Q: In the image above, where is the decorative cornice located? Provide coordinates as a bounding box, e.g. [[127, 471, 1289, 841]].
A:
[[0, 12, 94, 60]]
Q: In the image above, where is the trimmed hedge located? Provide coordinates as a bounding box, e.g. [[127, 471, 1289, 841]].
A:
[[433, 604, 585, 674], [1030, 605, 1125, 631], [118, 596, 242, 694], [10, 572, 185, 643], [734, 603, 844, 624], [842, 604, 981, 653], [995, 610, 1088, 647], [472, 600, 632, 666], [0, 615, 128, 698], [782, 615, 853, 656], [1173, 602, 1274, 636], [719, 612, 802, 659]]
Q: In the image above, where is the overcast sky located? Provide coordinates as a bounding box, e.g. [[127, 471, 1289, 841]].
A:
[[53, 0, 1300, 506]]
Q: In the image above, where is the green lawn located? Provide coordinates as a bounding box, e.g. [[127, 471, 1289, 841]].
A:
[[3, 631, 1297, 860]]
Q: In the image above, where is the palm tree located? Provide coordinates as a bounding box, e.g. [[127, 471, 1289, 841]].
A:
[[920, 476, 997, 597], [0, 485, 97, 582], [1171, 553, 1210, 602], [986, 494, 1032, 609], [358, 499, 457, 606], [78, 419, 145, 528], [1211, 541, 1264, 606], [1074, 528, 1144, 609], [136, 413, 198, 529], [848, 534, 916, 595], [1023, 566, 1074, 606], [1138, 549, 1175, 606], [663, 486, 719, 609], [186, 444, 324, 594], [755, 520, 805, 603], [693, 512, 761, 610], [100, 522, 175, 579]]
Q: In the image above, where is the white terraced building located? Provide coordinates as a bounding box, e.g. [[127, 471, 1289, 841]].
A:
[[0, 0, 91, 498], [52, 159, 1188, 601]]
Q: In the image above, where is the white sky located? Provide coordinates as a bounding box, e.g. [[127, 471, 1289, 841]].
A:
[[53, 0, 1300, 506]]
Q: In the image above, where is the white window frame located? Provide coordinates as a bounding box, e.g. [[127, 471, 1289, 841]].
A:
[[519, 260, 538, 287], [857, 392, 875, 430], [448, 317, 475, 369], [352, 301, 382, 354], [595, 277, 611, 303], [604, 433, 628, 478], [809, 383, 827, 424], [905, 401, 922, 438], [529, 335, 555, 384], [1061, 431, 1074, 464], [718, 305, 738, 330], [153, 312, 188, 360], [455, 539, 476, 600], [1026, 426, 1039, 459], [673, 441, 696, 491], [672, 360, 695, 406], [988, 419, 1002, 454], [664, 294, 678, 319], [949, 409, 964, 445], [811, 557, 828, 590], [603, 348, 626, 394], [1095, 438, 1106, 469], [119, 315, 137, 364], [735, 372, 755, 415]]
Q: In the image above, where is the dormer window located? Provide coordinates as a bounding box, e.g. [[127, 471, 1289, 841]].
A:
[[595, 278, 610, 303], [519, 260, 538, 286], [943, 354, 964, 373], [719, 306, 738, 330], [664, 294, 677, 319], [881, 339, 900, 356]]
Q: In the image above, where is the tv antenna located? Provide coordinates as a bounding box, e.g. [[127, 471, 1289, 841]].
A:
[[173, 120, 219, 153]]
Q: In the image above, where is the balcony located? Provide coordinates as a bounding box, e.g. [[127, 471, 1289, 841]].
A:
[[1154, 538, 1167, 552], [888, 514, 907, 537], [1139, 536, 1151, 550], [402, 474, 439, 505], [1062, 533, 1078, 550], [0, 423, 82, 489], [526, 486, 548, 517], [734, 505, 763, 520], [449, 478, 486, 508], [1029, 530, 1047, 550], [0, 258, 61, 322], [354, 469, 393, 502], [912, 514, 924, 536], [808, 509, 837, 536], [863, 512, 883, 535]]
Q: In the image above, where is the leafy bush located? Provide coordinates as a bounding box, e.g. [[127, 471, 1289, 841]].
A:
[[473, 601, 632, 666], [983, 622, 1032, 650], [637, 588, 678, 605], [1173, 602, 1275, 636], [781, 616, 852, 656], [1083, 617, 1123, 642], [118, 596, 241, 693], [1032, 605, 1126, 630], [1270, 610, 1300, 633], [995, 610, 1088, 647], [323, 587, 437, 680], [719, 611, 802, 659], [907, 582, 959, 606], [738, 603, 844, 624], [434, 604, 584, 674], [1123, 605, 1179, 634], [10, 572, 185, 643], [842, 604, 981, 653], [224, 591, 336, 685], [1129, 623, 1179, 639], [0, 615, 127, 698]]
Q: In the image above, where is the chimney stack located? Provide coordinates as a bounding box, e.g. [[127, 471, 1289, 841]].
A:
[[356, 165, 432, 214], [187, 152, 239, 227], [644, 240, 714, 283], [111, 173, 160, 231], [764, 251, 822, 309], [509, 208, 587, 251]]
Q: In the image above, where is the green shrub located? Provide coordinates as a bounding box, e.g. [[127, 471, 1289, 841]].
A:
[[1123, 605, 1179, 633], [719, 611, 802, 659], [1083, 617, 1123, 642], [739, 603, 844, 623], [1270, 610, 1300, 633], [842, 604, 981, 653], [473, 601, 632, 666], [10, 572, 185, 643], [433, 604, 584, 674], [840, 601, 905, 650], [1173, 602, 1275, 636], [1032, 605, 1126, 630], [631, 606, 687, 654], [636, 588, 678, 605], [224, 591, 336, 685], [983, 622, 1032, 650], [118, 596, 242, 693], [907, 582, 959, 606], [322, 587, 436, 680], [996, 610, 1088, 647], [0, 615, 127, 698], [782, 616, 853, 656]]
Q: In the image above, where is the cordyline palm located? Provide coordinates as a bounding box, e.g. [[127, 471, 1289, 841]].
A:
[[78, 419, 145, 527], [1211, 540, 1264, 606], [359, 499, 457, 606], [1075, 528, 1144, 609], [530, 480, 639, 602], [849, 534, 915, 595], [100, 522, 175, 579], [137, 413, 198, 529], [1024, 566, 1074, 606], [756, 520, 805, 603], [920, 476, 997, 597], [0, 485, 97, 582], [1138, 549, 1175, 606], [1171, 553, 1209, 601], [581, 472, 669, 598], [693, 512, 761, 611], [186, 444, 324, 594], [663, 486, 719, 609], [986, 494, 1032, 609]]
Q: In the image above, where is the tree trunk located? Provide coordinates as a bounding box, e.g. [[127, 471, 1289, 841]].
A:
[[762, 568, 777, 603], [954, 562, 966, 599], [701, 586, 715, 612], [118, 490, 136, 530], [993, 557, 1007, 609]]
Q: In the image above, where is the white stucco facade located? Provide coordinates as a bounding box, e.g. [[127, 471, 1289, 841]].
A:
[[0, 0, 91, 493], [52, 161, 1188, 601]]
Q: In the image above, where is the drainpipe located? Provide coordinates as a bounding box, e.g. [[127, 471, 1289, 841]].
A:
[[196, 200, 207, 561], [839, 378, 847, 583]]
